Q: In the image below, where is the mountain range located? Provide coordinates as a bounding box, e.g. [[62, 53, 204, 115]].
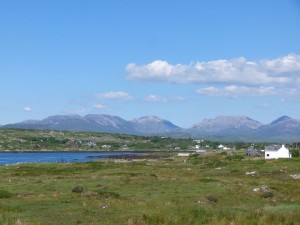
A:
[[2, 114, 300, 142]]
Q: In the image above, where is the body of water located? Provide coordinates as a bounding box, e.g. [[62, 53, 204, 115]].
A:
[[0, 151, 137, 165]]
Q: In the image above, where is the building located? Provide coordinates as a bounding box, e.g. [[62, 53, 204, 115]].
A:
[[177, 153, 191, 157], [265, 145, 291, 159], [246, 146, 262, 156]]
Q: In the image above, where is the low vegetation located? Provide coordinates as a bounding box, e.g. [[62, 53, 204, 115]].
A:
[[0, 153, 299, 225], [0, 128, 299, 224]]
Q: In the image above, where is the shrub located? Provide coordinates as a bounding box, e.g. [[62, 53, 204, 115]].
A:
[[97, 190, 120, 199], [0, 190, 12, 199], [199, 178, 219, 183], [290, 149, 299, 157], [261, 192, 274, 198], [72, 186, 84, 193], [206, 195, 219, 203]]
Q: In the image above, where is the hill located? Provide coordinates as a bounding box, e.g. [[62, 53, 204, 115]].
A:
[[3, 114, 300, 142]]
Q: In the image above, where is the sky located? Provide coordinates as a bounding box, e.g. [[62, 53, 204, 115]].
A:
[[1, 0, 300, 128]]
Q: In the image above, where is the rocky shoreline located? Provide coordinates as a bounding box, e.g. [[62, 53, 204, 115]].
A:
[[87, 152, 175, 160]]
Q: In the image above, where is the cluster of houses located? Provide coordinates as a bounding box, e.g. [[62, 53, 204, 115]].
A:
[[72, 140, 97, 147], [217, 144, 232, 150], [246, 144, 292, 159], [178, 142, 292, 160]]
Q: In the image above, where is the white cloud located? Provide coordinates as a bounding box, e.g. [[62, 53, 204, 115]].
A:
[[196, 85, 276, 98], [126, 60, 193, 84], [143, 95, 185, 103], [196, 85, 300, 100], [262, 54, 300, 74], [126, 54, 300, 87], [92, 104, 105, 109], [94, 91, 133, 101], [22, 107, 32, 112], [144, 95, 169, 103]]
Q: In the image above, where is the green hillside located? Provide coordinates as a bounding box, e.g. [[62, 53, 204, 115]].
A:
[[0, 128, 202, 152]]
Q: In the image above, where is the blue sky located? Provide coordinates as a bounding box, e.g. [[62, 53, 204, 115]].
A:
[[1, 0, 300, 128]]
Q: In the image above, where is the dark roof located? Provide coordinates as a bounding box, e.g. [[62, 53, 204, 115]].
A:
[[265, 145, 281, 151], [246, 149, 262, 156]]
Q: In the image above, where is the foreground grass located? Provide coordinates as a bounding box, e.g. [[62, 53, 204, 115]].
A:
[[0, 154, 299, 225]]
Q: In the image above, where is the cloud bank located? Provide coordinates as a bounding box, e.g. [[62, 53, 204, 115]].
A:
[[126, 54, 300, 99], [196, 86, 300, 99], [126, 54, 300, 86]]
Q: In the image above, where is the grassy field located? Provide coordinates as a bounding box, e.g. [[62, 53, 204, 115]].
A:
[[0, 152, 299, 225]]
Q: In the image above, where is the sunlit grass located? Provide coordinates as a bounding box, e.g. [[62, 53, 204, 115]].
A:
[[0, 154, 299, 224]]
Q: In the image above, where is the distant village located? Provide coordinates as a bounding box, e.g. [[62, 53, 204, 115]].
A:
[[61, 137, 297, 160], [176, 139, 294, 160]]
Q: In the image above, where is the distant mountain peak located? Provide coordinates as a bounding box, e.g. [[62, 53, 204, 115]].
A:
[[84, 114, 132, 129], [271, 115, 292, 125], [132, 115, 181, 133], [193, 115, 262, 131]]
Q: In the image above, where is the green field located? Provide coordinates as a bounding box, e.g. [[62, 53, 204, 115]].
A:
[[0, 152, 299, 225]]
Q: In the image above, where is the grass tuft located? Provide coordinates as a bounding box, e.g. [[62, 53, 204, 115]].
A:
[[0, 189, 12, 199]]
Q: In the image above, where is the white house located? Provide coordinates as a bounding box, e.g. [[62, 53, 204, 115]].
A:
[[265, 145, 291, 159], [102, 144, 111, 149], [194, 145, 200, 150], [177, 153, 191, 157]]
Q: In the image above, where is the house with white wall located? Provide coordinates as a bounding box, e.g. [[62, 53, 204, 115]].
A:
[[177, 153, 191, 157], [265, 145, 291, 159]]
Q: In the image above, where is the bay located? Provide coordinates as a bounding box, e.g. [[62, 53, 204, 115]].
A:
[[0, 151, 138, 165]]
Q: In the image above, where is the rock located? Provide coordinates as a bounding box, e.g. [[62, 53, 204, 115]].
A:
[[253, 185, 269, 192], [246, 171, 256, 175], [290, 174, 300, 179], [99, 204, 108, 209]]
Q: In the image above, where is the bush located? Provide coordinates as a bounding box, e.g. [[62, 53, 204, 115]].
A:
[[97, 190, 120, 199], [206, 195, 219, 203], [290, 149, 299, 157], [261, 192, 274, 198], [72, 186, 84, 193], [0, 190, 12, 199]]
